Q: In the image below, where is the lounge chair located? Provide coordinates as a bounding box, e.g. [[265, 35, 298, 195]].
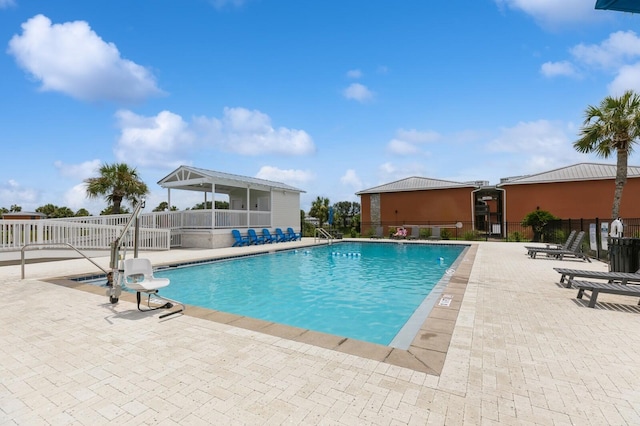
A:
[[275, 228, 290, 242], [369, 226, 384, 239], [525, 230, 576, 256], [262, 228, 276, 243], [123, 258, 184, 317], [571, 279, 640, 308], [248, 228, 266, 245], [528, 231, 590, 262], [232, 229, 250, 247], [428, 226, 441, 240], [554, 266, 640, 288], [286, 227, 302, 241], [408, 225, 420, 240]]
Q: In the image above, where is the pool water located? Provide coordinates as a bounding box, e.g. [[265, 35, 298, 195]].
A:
[[151, 242, 466, 346]]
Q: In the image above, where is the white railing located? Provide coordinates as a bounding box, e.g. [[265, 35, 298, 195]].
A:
[[0, 219, 170, 251], [2, 209, 273, 251]]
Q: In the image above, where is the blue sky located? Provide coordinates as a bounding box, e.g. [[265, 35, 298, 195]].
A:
[[1, 0, 639, 214]]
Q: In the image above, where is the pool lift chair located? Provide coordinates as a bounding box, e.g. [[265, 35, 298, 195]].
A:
[[106, 199, 184, 319]]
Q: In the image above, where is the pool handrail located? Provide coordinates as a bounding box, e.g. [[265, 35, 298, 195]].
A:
[[21, 242, 108, 279], [314, 228, 334, 244]]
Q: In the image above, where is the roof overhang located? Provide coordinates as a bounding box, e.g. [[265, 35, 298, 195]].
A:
[[595, 0, 640, 12], [157, 165, 305, 195]]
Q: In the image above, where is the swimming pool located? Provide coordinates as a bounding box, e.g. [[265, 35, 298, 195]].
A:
[[150, 241, 467, 347]]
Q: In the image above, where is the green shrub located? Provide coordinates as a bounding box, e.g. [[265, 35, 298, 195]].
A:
[[507, 231, 526, 242], [350, 227, 357, 238], [419, 228, 432, 239], [462, 230, 481, 241], [521, 209, 559, 242], [441, 229, 452, 240], [551, 229, 566, 245]]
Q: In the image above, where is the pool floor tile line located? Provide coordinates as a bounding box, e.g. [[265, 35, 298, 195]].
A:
[[3, 239, 640, 424]]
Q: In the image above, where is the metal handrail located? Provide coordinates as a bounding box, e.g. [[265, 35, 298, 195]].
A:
[[21, 242, 108, 279], [314, 227, 334, 244], [109, 200, 146, 269]]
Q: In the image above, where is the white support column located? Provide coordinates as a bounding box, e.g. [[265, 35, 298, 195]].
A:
[[212, 184, 216, 229], [246, 186, 250, 227]]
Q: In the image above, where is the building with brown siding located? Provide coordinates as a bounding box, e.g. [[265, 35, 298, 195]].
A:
[[356, 177, 482, 236], [498, 163, 640, 222], [1, 212, 47, 220], [356, 163, 640, 237]]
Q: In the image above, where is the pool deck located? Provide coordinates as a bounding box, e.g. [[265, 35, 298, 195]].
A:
[[2, 239, 640, 424]]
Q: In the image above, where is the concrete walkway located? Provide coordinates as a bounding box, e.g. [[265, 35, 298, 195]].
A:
[[1, 240, 640, 425]]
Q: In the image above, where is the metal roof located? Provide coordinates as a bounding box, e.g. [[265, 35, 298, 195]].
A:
[[595, 0, 640, 13], [498, 163, 640, 186], [157, 165, 305, 194], [355, 176, 476, 195]]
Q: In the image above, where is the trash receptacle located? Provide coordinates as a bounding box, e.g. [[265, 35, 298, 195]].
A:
[[608, 237, 640, 272]]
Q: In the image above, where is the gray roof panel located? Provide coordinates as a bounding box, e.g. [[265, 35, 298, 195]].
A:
[[498, 163, 640, 186], [356, 176, 476, 195]]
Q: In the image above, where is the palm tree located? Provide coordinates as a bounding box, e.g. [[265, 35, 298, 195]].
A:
[[309, 196, 330, 228], [574, 90, 640, 219], [85, 163, 149, 214]]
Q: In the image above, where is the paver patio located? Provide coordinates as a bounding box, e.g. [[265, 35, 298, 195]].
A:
[[1, 240, 640, 425]]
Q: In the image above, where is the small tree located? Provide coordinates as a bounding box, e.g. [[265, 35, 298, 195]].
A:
[[521, 209, 559, 242], [309, 196, 330, 228]]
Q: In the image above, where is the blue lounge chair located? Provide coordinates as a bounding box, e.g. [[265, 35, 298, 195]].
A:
[[232, 229, 250, 247], [262, 228, 276, 243], [275, 228, 290, 242], [287, 227, 302, 241], [248, 228, 266, 245]]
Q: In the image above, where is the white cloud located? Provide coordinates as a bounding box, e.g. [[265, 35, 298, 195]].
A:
[[386, 128, 440, 155], [396, 128, 440, 143], [388, 139, 421, 155], [340, 169, 362, 189], [112, 107, 315, 168], [343, 83, 374, 103], [0, 0, 16, 8], [540, 61, 579, 78], [571, 31, 640, 69], [494, 0, 598, 27], [346, 69, 362, 79], [543, 31, 640, 93], [114, 110, 195, 167], [194, 107, 315, 156], [63, 183, 102, 213], [0, 179, 39, 210], [488, 120, 569, 153], [255, 166, 314, 186], [609, 63, 640, 95], [54, 159, 102, 180], [7, 14, 162, 103], [486, 120, 587, 175], [377, 162, 426, 183]]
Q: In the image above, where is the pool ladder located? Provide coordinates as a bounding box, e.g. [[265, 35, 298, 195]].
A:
[[314, 228, 334, 245]]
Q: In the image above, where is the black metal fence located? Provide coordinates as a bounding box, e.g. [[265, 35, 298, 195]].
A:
[[360, 218, 640, 262]]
